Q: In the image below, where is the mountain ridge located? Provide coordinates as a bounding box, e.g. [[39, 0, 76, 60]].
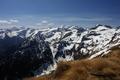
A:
[[0, 24, 119, 79]]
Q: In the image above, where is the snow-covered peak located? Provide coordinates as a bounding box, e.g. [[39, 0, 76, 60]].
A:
[[0, 25, 119, 59], [0, 24, 120, 78], [90, 24, 112, 31]]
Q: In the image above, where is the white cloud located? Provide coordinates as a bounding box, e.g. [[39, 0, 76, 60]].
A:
[[36, 20, 48, 26], [41, 20, 48, 24], [0, 19, 19, 24], [47, 23, 55, 26], [35, 20, 55, 28], [0, 20, 11, 24], [0, 19, 19, 29], [10, 19, 19, 23]]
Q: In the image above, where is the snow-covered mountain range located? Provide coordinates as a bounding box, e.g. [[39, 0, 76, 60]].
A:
[[0, 24, 120, 79]]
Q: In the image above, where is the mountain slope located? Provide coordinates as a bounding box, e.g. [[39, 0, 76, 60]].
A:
[[26, 44, 120, 80], [0, 25, 119, 79]]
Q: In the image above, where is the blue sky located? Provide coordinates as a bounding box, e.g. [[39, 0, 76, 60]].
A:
[[0, 0, 120, 27]]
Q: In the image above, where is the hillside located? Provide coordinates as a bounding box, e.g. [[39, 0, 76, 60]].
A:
[[26, 45, 120, 80]]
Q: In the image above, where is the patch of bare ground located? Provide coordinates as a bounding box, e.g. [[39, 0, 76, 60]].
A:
[[25, 45, 120, 80]]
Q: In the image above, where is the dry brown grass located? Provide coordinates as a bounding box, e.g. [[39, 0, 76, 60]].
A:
[[25, 46, 120, 80]]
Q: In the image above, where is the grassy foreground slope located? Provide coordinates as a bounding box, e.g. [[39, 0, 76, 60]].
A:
[[25, 45, 120, 80]]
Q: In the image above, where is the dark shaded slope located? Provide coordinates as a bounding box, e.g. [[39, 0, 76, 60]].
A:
[[0, 32, 53, 80]]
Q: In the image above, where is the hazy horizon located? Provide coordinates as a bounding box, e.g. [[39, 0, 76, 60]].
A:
[[0, 0, 120, 28]]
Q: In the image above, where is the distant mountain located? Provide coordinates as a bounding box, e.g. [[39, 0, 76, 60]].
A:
[[0, 25, 119, 79]]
